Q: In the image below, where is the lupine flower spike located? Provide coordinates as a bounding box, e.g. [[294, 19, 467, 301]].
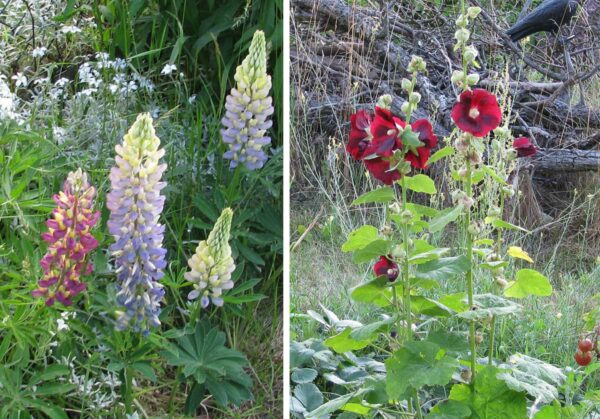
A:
[[221, 30, 274, 170], [33, 169, 100, 307], [107, 113, 167, 334], [185, 208, 236, 308]]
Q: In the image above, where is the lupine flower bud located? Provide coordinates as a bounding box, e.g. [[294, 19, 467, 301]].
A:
[[33, 169, 100, 307], [185, 208, 236, 308], [107, 113, 167, 334], [221, 30, 274, 170]]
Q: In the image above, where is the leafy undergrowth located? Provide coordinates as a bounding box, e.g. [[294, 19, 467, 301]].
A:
[[290, 5, 599, 418], [0, 0, 282, 417]]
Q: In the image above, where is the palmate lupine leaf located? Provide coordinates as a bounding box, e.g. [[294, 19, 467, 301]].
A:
[[162, 318, 252, 408]]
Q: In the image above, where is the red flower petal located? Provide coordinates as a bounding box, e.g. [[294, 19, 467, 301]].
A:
[[347, 109, 372, 160], [406, 119, 437, 169], [451, 89, 501, 137], [512, 137, 537, 157], [364, 157, 401, 185], [369, 107, 405, 157], [374, 256, 399, 282]]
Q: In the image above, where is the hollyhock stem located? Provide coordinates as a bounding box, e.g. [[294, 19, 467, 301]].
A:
[[488, 193, 505, 365], [400, 178, 412, 342], [465, 157, 477, 382]]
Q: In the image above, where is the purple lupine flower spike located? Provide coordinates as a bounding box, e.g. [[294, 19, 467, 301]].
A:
[[33, 168, 100, 307], [221, 30, 274, 170], [107, 113, 167, 334]]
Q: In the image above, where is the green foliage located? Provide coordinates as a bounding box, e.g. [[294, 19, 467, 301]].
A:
[[162, 318, 253, 412], [386, 341, 460, 400]]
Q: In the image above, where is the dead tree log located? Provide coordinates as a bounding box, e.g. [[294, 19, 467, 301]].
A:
[[534, 149, 600, 172]]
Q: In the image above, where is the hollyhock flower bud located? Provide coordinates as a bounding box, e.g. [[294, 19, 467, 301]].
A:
[[401, 78, 412, 92], [456, 15, 469, 28], [408, 55, 426, 73], [454, 135, 470, 153], [463, 45, 479, 63], [466, 73, 480, 86], [451, 70, 466, 86], [455, 28, 471, 43], [409, 92, 421, 105], [33, 169, 99, 307], [221, 30, 274, 170], [458, 166, 468, 178], [467, 7, 482, 18], [377, 94, 393, 110], [107, 113, 167, 334], [495, 277, 509, 289], [185, 208, 235, 308], [401, 101, 412, 115]]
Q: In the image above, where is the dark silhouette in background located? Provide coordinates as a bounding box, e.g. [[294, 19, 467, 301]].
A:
[[507, 0, 579, 42]]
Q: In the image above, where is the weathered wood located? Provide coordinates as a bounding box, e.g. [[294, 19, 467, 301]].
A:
[[534, 148, 600, 171]]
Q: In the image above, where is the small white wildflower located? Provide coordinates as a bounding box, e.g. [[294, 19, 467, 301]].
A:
[[57, 318, 68, 331], [11, 72, 27, 88], [61, 25, 82, 34], [161, 63, 177, 76], [188, 94, 196, 104], [32, 46, 47, 58]]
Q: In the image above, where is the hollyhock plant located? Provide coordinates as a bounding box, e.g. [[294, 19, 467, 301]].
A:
[[347, 109, 372, 160], [221, 30, 274, 170], [33, 169, 99, 307], [451, 88, 502, 137], [107, 113, 167, 334], [513, 137, 537, 157], [185, 207, 235, 308], [374, 256, 399, 282]]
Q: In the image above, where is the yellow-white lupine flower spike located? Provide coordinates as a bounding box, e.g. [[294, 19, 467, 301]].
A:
[[221, 30, 274, 170], [185, 208, 235, 308]]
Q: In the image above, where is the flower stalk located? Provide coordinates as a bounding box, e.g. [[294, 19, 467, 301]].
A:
[[107, 113, 167, 335], [33, 169, 100, 307]]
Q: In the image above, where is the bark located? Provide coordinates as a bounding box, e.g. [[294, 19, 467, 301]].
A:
[[534, 148, 600, 172]]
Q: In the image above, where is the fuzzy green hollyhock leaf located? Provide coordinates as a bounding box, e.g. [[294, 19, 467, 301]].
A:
[[341, 225, 379, 252], [457, 294, 522, 320], [504, 269, 552, 299], [351, 276, 395, 307], [427, 399, 471, 418], [448, 366, 527, 418], [416, 256, 470, 281], [404, 174, 437, 195], [386, 341, 459, 400], [351, 186, 395, 206], [325, 327, 373, 353], [427, 146, 456, 166], [429, 205, 464, 233]]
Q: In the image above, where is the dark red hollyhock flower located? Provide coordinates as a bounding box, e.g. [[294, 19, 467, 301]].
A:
[[347, 109, 372, 160], [369, 107, 406, 157], [374, 256, 399, 282], [364, 157, 402, 185], [512, 137, 537, 158], [451, 88, 502, 138], [404, 119, 438, 170]]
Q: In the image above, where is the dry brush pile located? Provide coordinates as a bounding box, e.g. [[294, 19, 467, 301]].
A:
[[291, 0, 600, 246]]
